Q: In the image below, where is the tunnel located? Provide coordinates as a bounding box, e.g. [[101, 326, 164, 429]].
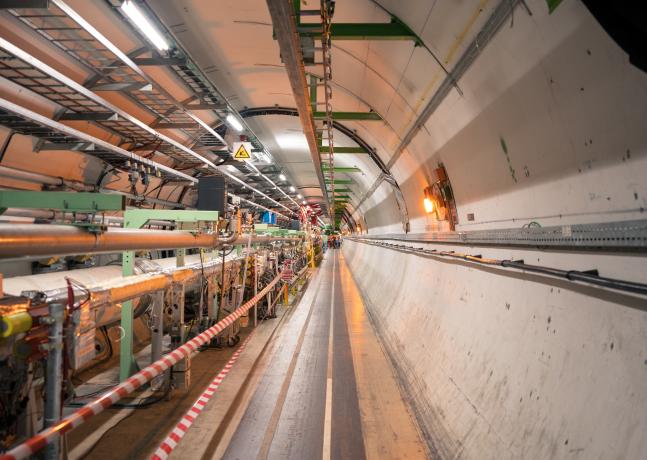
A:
[[0, 1, 646, 459]]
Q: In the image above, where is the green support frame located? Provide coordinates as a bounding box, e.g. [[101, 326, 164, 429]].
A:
[[313, 111, 382, 121], [293, 1, 419, 43], [0, 190, 124, 213], [322, 166, 363, 173], [297, 21, 420, 43], [320, 146, 368, 154], [119, 208, 219, 381], [326, 179, 353, 184]]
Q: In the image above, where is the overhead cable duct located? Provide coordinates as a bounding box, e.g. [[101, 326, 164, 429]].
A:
[[266, 0, 330, 213]]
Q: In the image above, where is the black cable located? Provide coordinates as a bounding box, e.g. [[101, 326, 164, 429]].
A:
[[354, 239, 647, 297]]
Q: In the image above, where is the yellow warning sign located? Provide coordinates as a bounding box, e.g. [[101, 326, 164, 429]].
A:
[[233, 142, 252, 161]]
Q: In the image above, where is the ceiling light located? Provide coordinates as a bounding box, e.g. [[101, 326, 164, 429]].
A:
[[297, 194, 303, 199], [121, 1, 169, 51], [302, 200, 307, 205], [289, 186, 296, 192], [276, 133, 308, 150], [279, 173, 286, 181], [225, 114, 243, 132]]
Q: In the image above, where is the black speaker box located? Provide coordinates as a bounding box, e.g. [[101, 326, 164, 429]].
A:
[[197, 176, 227, 213]]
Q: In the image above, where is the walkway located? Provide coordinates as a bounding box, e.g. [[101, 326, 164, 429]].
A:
[[174, 250, 427, 460]]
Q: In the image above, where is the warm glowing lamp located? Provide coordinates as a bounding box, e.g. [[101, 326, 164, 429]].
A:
[[423, 197, 434, 214]]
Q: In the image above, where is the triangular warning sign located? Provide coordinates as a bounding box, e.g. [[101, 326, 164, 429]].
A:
[[234, 144, 251, 160]]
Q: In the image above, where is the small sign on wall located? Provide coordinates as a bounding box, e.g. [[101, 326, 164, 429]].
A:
[[232, 142, 252, 161]]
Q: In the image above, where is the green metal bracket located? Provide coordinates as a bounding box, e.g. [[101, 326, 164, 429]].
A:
[[322, 166, 363, 173], [320, 146, 368, 154], [546, 0, 564, 13], [0, 191, 124, 214], [310, 74, 318, 113], [119, 208, 219, 382], [122, 208, 219, 230], [297, 20, 419, 42], [313, 111, 382, 121]]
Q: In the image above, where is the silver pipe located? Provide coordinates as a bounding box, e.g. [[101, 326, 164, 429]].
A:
[[0, 164, 188, 209], [0, 165, 92, 191], [44, 302, 64, 460], [0, 224, 298, 258], [1, 208, 175, 228], [0, 224, 219, 258]]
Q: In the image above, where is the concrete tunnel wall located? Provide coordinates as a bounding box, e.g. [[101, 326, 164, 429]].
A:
[[355, 1, 647, 235], [342, 240, 647, 459], [342, 3, 647, 458]]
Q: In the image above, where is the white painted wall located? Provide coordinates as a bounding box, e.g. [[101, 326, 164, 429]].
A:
[[343, 239, 647, 459], [359, 0, 647, 235]]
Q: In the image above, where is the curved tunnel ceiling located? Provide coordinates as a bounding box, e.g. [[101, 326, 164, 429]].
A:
[[0, 0, 644, 235], [146, 0, 532, 231]]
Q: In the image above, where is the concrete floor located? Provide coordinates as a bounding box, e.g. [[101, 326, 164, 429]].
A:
[[68, 250, 427, 459], [66, 331, 251, 459], [177, 250, 428, 460]]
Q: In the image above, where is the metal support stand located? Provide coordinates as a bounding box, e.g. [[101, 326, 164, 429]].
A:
[[119, 209, 218, 381], [207, 278, 216, 321], [176, 248, 186, 268], [151, 291, 164, 364], [171, 284, 190, 390], [253, 255, 258, 327], [44, 302, 64, 460]]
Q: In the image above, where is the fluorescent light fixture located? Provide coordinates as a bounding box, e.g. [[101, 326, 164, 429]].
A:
[[289, 186, 296, 192], [276, 133, 308, 150], [225, 114, 243, 132], [297, 194, 303, 199], [279, 173, 286, 181], [121, 1, 169, 51]]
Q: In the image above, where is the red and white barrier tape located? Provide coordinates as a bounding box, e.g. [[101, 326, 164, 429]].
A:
[[0, 274, 282, 460], [150, 333, 253, 460]]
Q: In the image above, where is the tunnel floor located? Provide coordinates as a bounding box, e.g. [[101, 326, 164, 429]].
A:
[[67, 251, 428, 460], [178, 250, 428, 460]]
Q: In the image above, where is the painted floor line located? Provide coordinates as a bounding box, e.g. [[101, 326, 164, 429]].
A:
[[322, 252, 336, 460]]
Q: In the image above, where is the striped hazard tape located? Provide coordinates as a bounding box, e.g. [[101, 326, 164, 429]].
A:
[[150, 333, 253, 460], [0, 273, 282, 460]]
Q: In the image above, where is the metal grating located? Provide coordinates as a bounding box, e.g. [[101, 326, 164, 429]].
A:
[[0, 106, 192, 182], [361, 219, 647, 250], [1, 2, 294, 211], [8, 4, 226, 152]]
